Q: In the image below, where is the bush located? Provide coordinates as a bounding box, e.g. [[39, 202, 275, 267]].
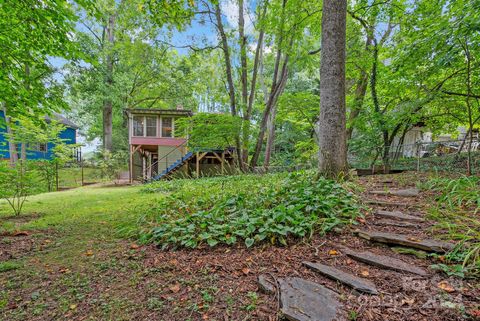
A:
[[0, 161, 42, 216], [137, 171, 361, 249]]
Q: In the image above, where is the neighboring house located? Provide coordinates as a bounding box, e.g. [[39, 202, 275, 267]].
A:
[[0, 111, 78, 160], [391, 124, 479, 158], [126, 107, 235, 181]]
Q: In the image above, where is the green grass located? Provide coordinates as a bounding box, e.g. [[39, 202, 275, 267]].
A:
[[0, 261, 22, 273], [57, 167, 104, 188], [420, 176, 480, 277]]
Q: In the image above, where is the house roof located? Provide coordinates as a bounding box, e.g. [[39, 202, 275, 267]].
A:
[[46, 113, 79, 129], [125, 108, 193, 117]]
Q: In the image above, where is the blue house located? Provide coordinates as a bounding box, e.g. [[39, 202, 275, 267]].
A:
[[0, 111, 78, 160]]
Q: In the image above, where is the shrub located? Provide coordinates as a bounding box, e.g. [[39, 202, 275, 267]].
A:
[[138, 171, 361, 249], [0, 161, 42, 216]]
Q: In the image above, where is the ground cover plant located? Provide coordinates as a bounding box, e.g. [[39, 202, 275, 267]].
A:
[[136, 171, 362, 249], [420, 176, 480, 277]]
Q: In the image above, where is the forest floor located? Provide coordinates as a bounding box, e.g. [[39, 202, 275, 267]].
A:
[[0, 172, 479, 320]]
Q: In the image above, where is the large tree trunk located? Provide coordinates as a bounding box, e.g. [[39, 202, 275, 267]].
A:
[[318, 0, 348, 176], [103, 14, 115, 152]]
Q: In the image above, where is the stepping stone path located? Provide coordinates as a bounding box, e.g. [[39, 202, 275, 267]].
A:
[[374, 209, 424, 222], [375, 218, 417, 227], [370, 188, 420, 197], [258, 181, 457, 319], [356, 230, 454, 253], [341, 248, 428, 276], [303, 262, 378, 294], [258, 275, 340, 321]]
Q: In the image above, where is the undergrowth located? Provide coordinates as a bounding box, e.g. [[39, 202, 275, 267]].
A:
[[420, 176, 480, 277], [135, 171, 361, 249]]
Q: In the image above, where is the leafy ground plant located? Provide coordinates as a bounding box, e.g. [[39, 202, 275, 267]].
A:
[[139, 171, 361, 249]]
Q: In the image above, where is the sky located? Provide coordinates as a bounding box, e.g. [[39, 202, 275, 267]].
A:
[[49, 0, 256, 153]]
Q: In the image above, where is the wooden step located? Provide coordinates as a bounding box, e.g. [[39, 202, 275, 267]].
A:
[[374, 210, 424, 222], [356, 230, 454, 253], [258, 275, 340, 321], [341, 248, 428, 276], [303, 262, 378, 295]]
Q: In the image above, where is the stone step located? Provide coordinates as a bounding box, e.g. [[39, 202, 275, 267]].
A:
[[370, 188, 420, 197], [356, 230, 455, 253], [341, 248, 428, 276], [258, 275, 340, 321], [365, 200, 410, 207], [303, 262, 378, 295], [374, 219, 418, 228], [374, 210, 424, 222]]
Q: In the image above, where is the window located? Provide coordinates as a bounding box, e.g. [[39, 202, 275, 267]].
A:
[[146, 116, 157, 137], [133, 116, 144, 136], [162, 117, 173, 137], [28, 143, 47, 152]]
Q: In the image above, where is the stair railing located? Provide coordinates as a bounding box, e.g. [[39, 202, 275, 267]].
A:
[[144, 139, 189, 180]]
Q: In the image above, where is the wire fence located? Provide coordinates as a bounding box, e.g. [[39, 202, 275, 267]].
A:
[[349, 139, 480, 175]]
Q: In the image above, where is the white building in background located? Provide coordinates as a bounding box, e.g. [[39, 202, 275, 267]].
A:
[[391, 125, 479, 158]]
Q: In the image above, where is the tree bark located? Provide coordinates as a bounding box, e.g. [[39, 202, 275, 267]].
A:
[[214, 4, 243, 166], [1, 103, 18, 166], [103, 14, 115, 152], [318, 0, 348, 176], [263, 101, 278, 169]]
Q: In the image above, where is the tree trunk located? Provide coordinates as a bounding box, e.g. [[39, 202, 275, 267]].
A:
[[214, 4, 243, 167], [2, 103, 18, 166], [103, 14, 115, 152], [263, 102, 278, 169], [318, 0, 348, 176]]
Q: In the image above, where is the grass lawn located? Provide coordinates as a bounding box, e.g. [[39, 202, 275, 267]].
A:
[[0, 185, 169, 320]]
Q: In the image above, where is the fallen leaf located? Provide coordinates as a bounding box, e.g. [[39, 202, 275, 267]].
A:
[[360, 270, 370, 277], [59, 268, 71, 274], [44, 239, 52, 243], [130, 243, 140, 249], [346, 259, 353, 265], [468, 309, 480, 318], [401, 297, 415, 305], [437, 281, 455, 293], [69, 304, 77, 310], [241, 267, 250, 275], [357, 218, 366, 224], [169, 283, 181, 293], [407, 237, 421, 242], [202, 314, 209, 320], [85, 250, 94, 256], [13, 231, 29, 236], [328, 250, 339, 256]]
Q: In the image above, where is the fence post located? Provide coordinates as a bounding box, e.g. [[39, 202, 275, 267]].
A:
[[416, 143, 421, 172], [55, 162, 59, 191]]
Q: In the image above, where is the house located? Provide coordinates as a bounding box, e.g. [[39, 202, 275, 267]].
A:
[[0, 111, 78, 160], [126, 107, 236, 182], [390, 124, 479, 158]]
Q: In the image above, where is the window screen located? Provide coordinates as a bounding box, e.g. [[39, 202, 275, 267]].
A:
[[162, 117, 173, 137], [146, 116, 157, 137], [133, 116, 144, 136]]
